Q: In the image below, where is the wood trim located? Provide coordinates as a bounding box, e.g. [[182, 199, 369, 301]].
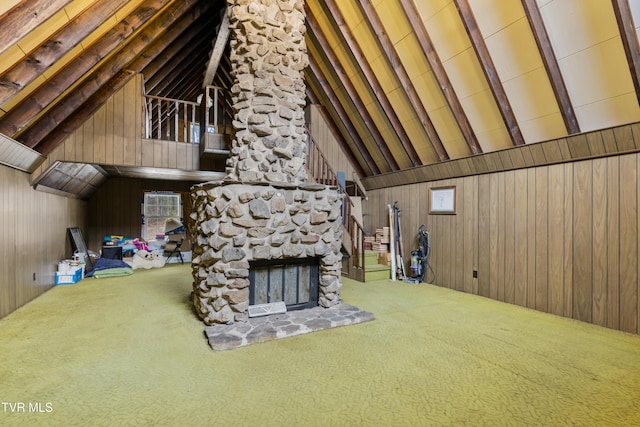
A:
[[612, 0, 640, 106], [307, 11, 401, 171], [357, 0, 450, 161], [202, 7, 229, 88], [521, 0, 580, 134], [453, 0, 525, 146], [399, 0, 482, 155]]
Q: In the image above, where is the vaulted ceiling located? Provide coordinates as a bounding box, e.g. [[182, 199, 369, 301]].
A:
[[2, 0, 640, 181]]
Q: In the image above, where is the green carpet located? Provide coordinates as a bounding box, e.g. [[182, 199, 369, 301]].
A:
[[365, 250, 390, 282], [1, 264, 640, 426]]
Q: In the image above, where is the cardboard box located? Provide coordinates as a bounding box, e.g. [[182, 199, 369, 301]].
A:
[[377, 252, 391, 266], [56, 267, 83, 285]]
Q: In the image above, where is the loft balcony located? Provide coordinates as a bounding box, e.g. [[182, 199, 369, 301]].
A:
[[143, 85, 232, 162]]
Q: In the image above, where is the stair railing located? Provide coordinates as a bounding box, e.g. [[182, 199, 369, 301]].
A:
[[305, 127, 365, 277]]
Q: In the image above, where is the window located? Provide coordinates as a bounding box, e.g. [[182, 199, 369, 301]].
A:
[[142, 192, 182, 241]]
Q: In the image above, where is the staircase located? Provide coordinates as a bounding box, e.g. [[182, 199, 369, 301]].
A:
[[306, 128, 366, 282], [364, 251, 391, 281]]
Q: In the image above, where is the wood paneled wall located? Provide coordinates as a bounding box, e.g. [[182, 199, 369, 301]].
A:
[[87, 177, 197, 252], [365, 153, 640, 335], [307, 104, 358, 181], [0, 164, 86, 319], [31, 74, 201, 183]]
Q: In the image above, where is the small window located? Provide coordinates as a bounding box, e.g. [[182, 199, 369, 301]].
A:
[[142, 192, 182, 241]]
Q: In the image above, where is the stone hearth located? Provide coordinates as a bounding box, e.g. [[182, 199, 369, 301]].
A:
[[204, 304, 374, 351]]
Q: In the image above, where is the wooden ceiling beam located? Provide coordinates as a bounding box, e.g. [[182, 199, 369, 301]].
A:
[[146, 23, 216, 95], [172, 60, 207, 99], [202, 7, 230, 88], [522, 0, 580, 135], [157, 42, 211, 99], [0, 0, 72, 57], [323, 0, 422, 167], [307, 11, 400, 172], [399, 0, 482, 155], [454, 0, 525, 146], [0, 0, 174, 138], [612, 0, 640, 107], [23, 0, 208, 150], [218, 54, 234, 89], [307, 55, 381, 175], [140, 13, 213, 87], [180, 78, 204, 102], [358, 0, 450, 161], [0, 0, 130, 107]]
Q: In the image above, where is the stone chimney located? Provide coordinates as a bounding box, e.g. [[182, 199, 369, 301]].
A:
[[190, 0, 343, 326], [225, 0, 309, 184]]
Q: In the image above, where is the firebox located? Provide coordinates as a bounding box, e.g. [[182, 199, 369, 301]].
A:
[[249, 257, 319, 311]]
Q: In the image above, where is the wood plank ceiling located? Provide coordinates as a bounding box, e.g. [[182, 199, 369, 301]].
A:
[[1, 0, 640, 181]]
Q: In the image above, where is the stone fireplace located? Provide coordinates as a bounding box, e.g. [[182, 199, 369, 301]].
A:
[[190, 181, 343, 325], [190, 0, 343, 326]]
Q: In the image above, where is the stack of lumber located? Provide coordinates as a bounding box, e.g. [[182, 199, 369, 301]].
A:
[[372, 227, 390, 252]]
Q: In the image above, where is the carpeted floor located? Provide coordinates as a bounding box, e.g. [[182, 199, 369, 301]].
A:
[[1, 264, 640, 426]]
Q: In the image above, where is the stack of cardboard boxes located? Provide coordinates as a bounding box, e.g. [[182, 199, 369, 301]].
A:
[[368, 227, 391, 266]]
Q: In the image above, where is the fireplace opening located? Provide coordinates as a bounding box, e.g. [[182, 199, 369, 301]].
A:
[[249, 257, 319, 313]]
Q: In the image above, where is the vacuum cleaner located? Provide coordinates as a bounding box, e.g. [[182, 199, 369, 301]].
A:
[[405, 224, 433, 284]]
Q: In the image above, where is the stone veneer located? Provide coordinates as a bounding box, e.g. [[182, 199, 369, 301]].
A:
[[225, 0, 309, 185], [190, 0, 342, 325], [190, 181, 343, 325]]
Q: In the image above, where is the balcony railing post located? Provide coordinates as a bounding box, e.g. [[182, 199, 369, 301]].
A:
[[191, 104, 197, 143], [213, 87, 219, 133]]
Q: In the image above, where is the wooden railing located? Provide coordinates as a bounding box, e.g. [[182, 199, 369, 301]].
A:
[[305, 128, 366, 278], [200, 85, 232, 137], [143, 86, 232, 144], [144, 95, 200, 143]]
